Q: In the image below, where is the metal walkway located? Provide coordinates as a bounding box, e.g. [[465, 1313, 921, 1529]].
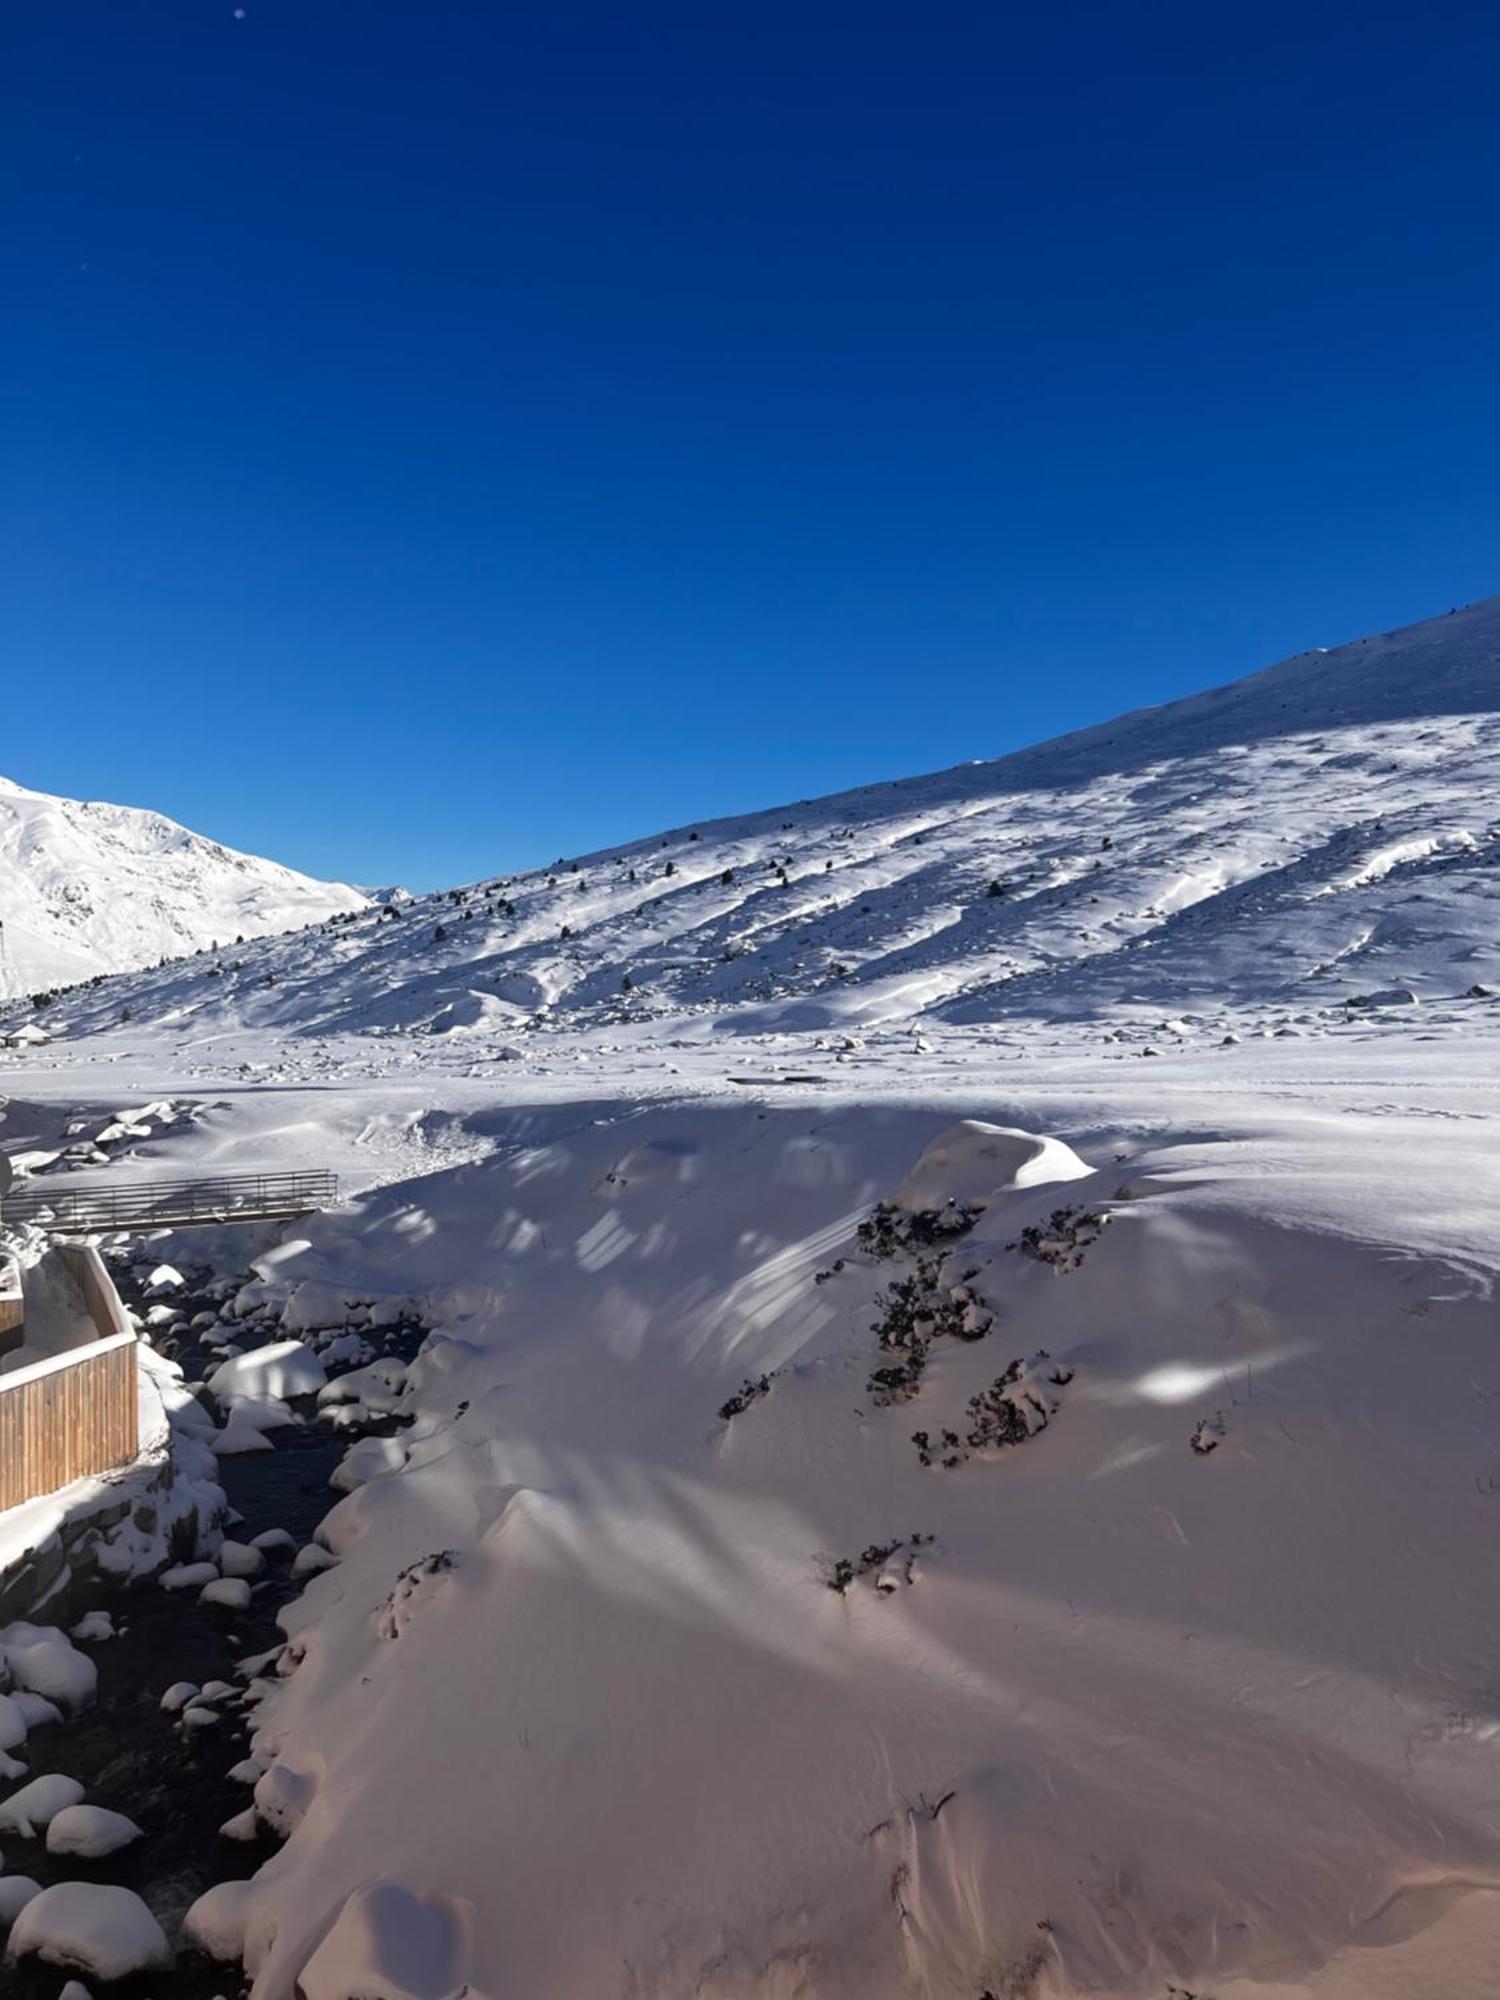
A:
[[1, 1169, 339, 1234]]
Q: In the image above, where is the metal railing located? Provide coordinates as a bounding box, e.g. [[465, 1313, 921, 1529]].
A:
[[1, 1169, 339, 1234]]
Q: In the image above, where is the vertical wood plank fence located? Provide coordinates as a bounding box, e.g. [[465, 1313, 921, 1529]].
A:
[[0, 1259, 21, 1357], [0, 1246, 138, 1513]]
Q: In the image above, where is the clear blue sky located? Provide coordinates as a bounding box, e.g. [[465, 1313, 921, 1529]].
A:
[[4, 2, 1498, 890]]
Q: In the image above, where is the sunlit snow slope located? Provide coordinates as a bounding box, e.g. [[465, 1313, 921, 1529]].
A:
[[14, 595, 1499, 1043], [0, 776, 368, 997]]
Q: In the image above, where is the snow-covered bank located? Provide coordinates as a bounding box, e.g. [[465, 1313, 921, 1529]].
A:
[[148, 1090, 1500, 2000]]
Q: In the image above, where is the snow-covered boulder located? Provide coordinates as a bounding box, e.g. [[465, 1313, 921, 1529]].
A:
[[45, 1804, 144, 1858], [0, 1775, 85, 1838], [210, 1416, 277, 1456], [159, 1561, 219, 1591], [199, 1578, 252, 1612], [7, 1882, 171, 1979], [209, 1339, 326, 1402], [181, 1877, 256, 1961], [318, 1357, 408, 1414], [217, 1540, 266, 1580], [159, 1681, 199, 1713], [281, 1283, 358, 1334], [0, 1626, 96, 1715]]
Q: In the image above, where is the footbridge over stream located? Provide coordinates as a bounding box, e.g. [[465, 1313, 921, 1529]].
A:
[[1, 1169, 339, 1236]]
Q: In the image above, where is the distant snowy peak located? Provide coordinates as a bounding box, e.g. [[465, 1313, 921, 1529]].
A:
[[0, 776, 368, 997], [11, 593, 1500, 1042]]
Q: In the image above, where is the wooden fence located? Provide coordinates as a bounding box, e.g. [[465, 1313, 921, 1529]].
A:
[[0, 1259, 21, 1356], [0, 1246, 138, 1513]]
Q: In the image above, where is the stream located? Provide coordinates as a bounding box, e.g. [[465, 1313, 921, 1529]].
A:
[[7, 1255, 424, 1998]]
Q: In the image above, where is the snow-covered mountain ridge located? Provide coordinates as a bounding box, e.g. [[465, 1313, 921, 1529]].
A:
[[10, 594, 1499, 1048], [0, 776, 368, 997]]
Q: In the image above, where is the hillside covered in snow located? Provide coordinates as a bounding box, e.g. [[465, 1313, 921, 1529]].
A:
[[9, 596, 1495, 1055], [2, 596, 1500, 2000], [0, 776, 369, 999]]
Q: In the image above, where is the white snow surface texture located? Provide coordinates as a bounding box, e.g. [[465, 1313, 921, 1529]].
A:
[[3, 595, 1500, 1999]]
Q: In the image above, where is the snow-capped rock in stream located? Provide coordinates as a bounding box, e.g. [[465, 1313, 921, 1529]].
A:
[[44, 1804, 144, 1858], [0, 1775, 86, 1838], [0, 1626, 96, 1716], [7, 1880, 171, 1980]]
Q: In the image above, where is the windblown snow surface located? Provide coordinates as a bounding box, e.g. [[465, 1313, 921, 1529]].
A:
[[0, 774, 368, 997], [4, 596, 1500, 1999]]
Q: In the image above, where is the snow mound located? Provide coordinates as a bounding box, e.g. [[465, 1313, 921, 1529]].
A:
[[7, 1881, 171, 1979], [0, 1776, 86, 1838], [45, 1805, 144, 1858], [159, 1562, 218, 1592], [181, 1877, 256, 1961], [199, 1578, 252, 1612], [217, 1539, 266, 1579], [208, 1339, 327, 1402], [889, 1120, 1093, 1211], [0, 1626, 96, 1715], [296, 1883, 470, 2000]]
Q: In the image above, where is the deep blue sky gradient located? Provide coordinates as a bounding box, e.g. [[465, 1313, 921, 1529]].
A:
[[4, 2, 1498, 888]]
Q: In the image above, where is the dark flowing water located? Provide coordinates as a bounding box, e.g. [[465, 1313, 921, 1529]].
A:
[[7, 1260, 422, 1998]]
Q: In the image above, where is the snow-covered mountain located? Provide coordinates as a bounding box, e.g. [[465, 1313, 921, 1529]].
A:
[[0, 776, 368, 997], [4, 599, 1500, 2000], [14, 594, 1497, 1050]]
